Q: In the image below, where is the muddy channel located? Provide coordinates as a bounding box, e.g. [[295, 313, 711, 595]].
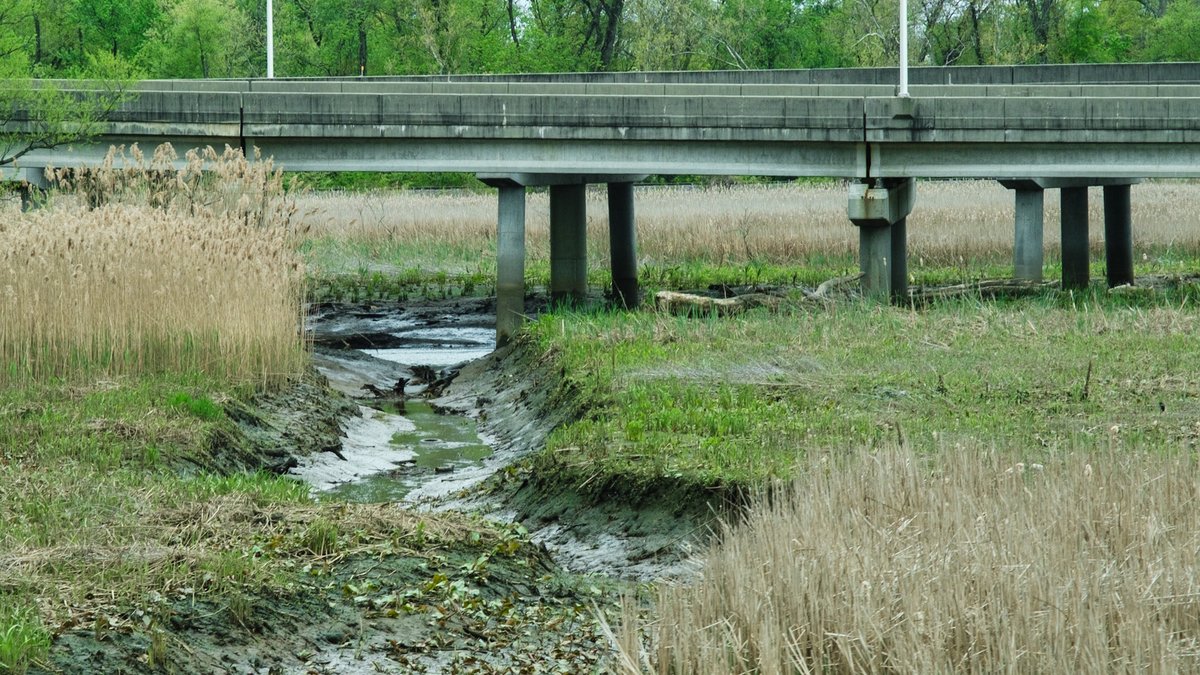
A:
[[42, 298, 710, 675], [304, 298, 705, 581], [276, 298, 707, 673]]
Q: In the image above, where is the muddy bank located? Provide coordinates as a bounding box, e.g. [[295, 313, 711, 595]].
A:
[[434, 337, 724, 581], [35, 295, 726, 673], [212, 370, 360, 475], [304, 297, 724, 578]]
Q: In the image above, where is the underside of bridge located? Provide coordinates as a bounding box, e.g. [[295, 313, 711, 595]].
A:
[[471, 170, 1141, 341]]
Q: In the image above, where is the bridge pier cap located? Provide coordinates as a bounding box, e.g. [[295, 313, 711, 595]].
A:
[[847, 178, 916, 228], [476, 173, 648, 187]]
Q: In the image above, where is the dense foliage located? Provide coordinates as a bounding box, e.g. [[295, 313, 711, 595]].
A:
[[0, 0, 1197, 81]]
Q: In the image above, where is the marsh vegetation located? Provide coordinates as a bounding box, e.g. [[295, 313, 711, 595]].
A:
[[4, 169, 1200, 672]]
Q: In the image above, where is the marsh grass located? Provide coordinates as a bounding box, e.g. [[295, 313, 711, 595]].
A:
[[619, 445, 1200, 673], [532, 292, 1200, 487], [301, 180, 1200, 287], [0, 144, 307, 385]]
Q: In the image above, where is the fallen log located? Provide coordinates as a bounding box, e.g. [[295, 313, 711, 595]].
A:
[[654, 291, 782, 316]]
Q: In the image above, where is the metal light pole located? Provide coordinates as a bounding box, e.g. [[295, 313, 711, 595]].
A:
[[898, 0, 909, 97], [267, 0, 275, 78]]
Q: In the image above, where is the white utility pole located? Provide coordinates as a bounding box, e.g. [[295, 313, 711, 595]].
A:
[[898, 0, 909, 97], [267, 0, 275, 78]]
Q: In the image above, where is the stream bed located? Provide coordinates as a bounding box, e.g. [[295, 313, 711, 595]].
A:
[[295, 301, 500, 504], [298, 299, 704, 584]]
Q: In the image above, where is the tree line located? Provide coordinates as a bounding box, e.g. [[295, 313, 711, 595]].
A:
[[0, 0, 1197, 81]]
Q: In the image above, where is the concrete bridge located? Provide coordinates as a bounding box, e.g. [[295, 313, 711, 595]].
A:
[[6, 62, 1200, 343]]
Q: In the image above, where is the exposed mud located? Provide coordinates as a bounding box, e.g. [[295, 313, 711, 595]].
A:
[[41, 525, 615, 674]]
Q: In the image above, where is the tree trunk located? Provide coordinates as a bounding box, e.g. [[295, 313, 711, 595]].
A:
[[506, 0, 521, 49], [358, 25, 368, 76], [599, 0, 624, 68], [33, 14, 42, 64]]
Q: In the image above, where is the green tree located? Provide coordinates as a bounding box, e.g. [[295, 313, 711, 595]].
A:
[[140, 0, 252, 78], [715, 0, 847, 69], [521, 0, 629, 71], [69, 0, 160, 60], [626, 0, 717, 70], [1144, 0, 1200, 59], [1, 53, 132, 168]]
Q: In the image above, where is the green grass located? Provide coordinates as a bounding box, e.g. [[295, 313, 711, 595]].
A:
[[0, 374, 314, 637], [527, 284, 1200, 490], [0, 603, 50, 674]]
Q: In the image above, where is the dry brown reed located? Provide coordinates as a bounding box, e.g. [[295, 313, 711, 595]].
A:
[[301, 180, 1200, 270], [0, 144, 307, 384], [621, 446, 1200, 674]]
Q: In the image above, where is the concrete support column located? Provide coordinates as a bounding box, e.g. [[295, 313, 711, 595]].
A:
[[1060, 186, 1090, 290], [16, 169, 49, 212], [848, 178, 916, 300], [607, 182, 638, 308], [496, 185, 526, 347], [890, 217, 908, 299], [1013, 188, 1045, 281], [858, 224, 894, 298], [549, 184, 588, 304], [19, 183, 39, 212], [1103, 184, 1134, 287]]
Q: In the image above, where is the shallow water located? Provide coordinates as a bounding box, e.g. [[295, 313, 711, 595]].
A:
[[323, 400, 493, 503], [301, 304, 498, 503], [362, 346, 494, 367]]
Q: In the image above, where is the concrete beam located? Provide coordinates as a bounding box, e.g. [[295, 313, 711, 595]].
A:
[[1103, 184, 1134, 287], [477, 173, 647, 187], [549, 184, 588, 304], [1060, 186, 1091, 290], [849, 178, 916, 299], [868, 142, 1198, 180], [495, 185, 526, 347], [847, 178, 916, 227], [608, 182, 639, 309]]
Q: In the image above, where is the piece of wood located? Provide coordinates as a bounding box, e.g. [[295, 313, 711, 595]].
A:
[[654, 291, 782, 316]]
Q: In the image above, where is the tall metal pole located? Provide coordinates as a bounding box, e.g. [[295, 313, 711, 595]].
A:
[[898, 0, 909, 97], [267, 0, 275, 78]]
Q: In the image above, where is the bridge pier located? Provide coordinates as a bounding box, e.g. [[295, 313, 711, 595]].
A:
[[848, 178, 915, 300], [549, 184, 588, 304], [1000, 181, 1046, 282], [478, 173, 646, 344], [1060, 186, 1090, 290], [1103, 184, 1134, 287], [14, 169, 49, 212], [495, 183, 527, 347], [607, 182, 639, 308]]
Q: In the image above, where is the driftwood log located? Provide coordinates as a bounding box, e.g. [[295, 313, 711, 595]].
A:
[[655, 291, 782, 316], [908, 279, 1055, 302], [654, 274, 864, 316]]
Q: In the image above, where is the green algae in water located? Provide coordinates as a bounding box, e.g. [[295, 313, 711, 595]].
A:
[[324, 400, 492, 503]]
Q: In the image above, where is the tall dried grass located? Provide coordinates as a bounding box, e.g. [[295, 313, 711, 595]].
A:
[[301, 181, 1200, 270], [620, 446, 1200, 673], [0, 144, 307, 384]]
